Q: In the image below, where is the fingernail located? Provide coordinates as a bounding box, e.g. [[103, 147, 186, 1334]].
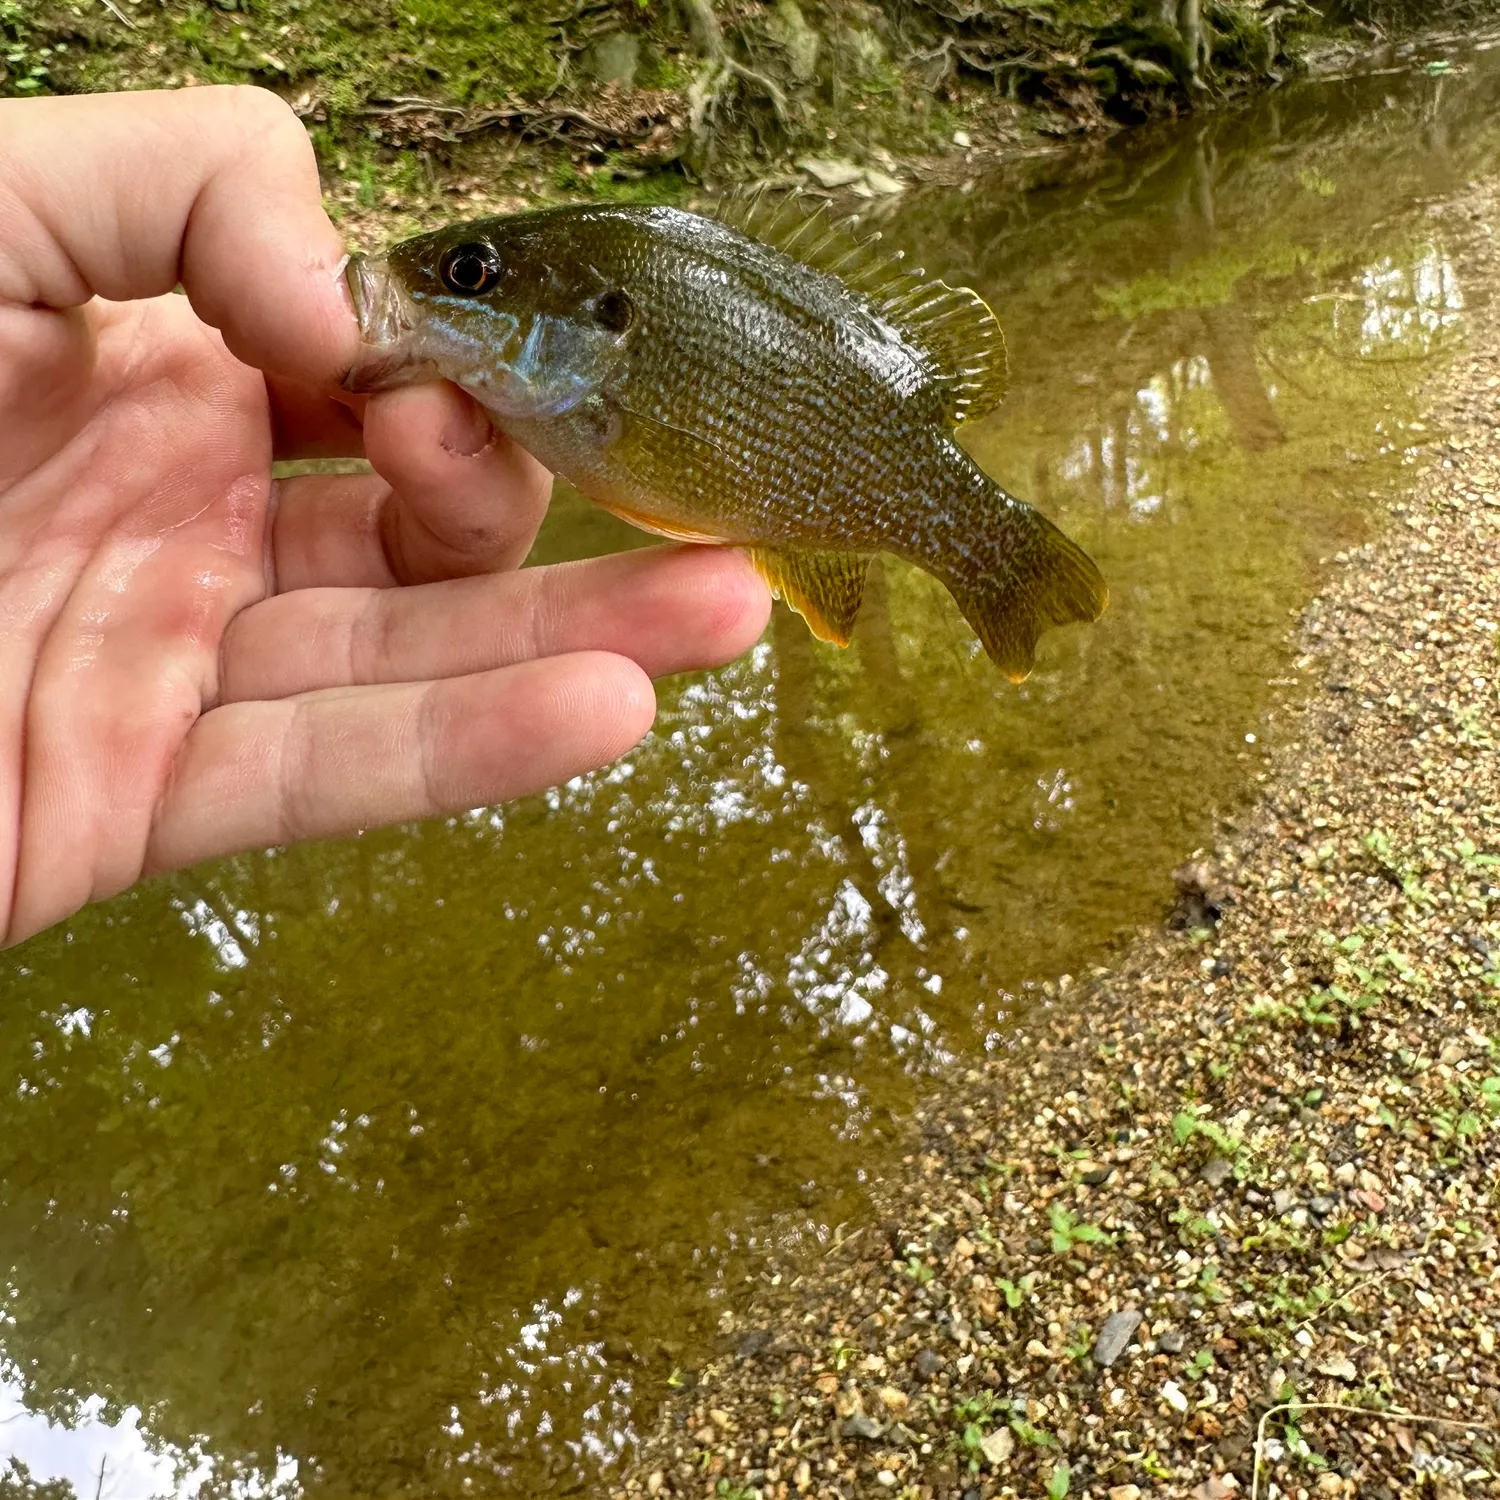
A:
[[442, 395, 493, 458]]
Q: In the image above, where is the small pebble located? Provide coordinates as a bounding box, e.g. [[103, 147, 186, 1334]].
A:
[[1201, 1155, 1234, 1187], [1094, 1308, 1144, 1368], [979, 1426, 1014, 1466]]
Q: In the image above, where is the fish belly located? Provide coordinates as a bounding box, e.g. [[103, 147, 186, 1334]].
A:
[[501, 387, 900, 557]]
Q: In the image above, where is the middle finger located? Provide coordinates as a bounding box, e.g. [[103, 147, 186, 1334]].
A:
[[218, 543, 770, 704]]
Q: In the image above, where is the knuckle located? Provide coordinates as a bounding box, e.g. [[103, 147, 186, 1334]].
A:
[[278, 699, 321, 842], [210, 84, 306, 155], [364, 594, 403, 686], [223, 83, 296, 128]]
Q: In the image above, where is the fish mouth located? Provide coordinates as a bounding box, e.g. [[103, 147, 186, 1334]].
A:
[[342, 254, 424, 392]]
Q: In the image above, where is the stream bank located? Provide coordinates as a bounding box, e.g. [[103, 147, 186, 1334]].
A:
[[6, 0, 1500, 234], [618, 173, 1500, 1500]]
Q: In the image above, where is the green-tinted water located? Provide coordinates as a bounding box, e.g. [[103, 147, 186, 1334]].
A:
[[4, 47, 1499, 1499]]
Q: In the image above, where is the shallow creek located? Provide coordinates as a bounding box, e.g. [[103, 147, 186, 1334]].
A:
[[2, 43, 1499, 1499]]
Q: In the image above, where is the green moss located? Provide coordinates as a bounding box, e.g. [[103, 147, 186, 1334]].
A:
[[0, 1, 64, 93], [1013, 0, 1134, 26], [32, 0, 558, 108]]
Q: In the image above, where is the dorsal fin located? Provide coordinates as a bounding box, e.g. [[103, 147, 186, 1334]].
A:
[[880, 280, 1009, 428], [707, 188, 1009, 428]]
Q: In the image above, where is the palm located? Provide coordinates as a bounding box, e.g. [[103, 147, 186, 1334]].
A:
[[0, 291, 767, 945]]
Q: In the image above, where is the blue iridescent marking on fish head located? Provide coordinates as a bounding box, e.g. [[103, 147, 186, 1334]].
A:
[[443, 307, 620, 422]]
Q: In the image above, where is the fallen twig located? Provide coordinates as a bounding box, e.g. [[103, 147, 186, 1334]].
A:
[[1252, 1400, 1500, 1498]]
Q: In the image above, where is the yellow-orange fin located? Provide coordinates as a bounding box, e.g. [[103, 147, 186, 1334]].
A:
[[750, 547, 871, 646]]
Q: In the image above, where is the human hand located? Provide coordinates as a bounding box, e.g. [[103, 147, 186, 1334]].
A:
[[0, 86, 770, 946]]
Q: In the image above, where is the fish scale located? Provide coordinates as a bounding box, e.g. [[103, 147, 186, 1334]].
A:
[[344, 201, 1107, 678]]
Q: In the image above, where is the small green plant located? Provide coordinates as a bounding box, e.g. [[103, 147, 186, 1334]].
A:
[[901, 1254, 934, 1285], [1170, 1206, 1219, 1244], [1363, 828, 1434, 908], [1196, 1263, 1228, 1306], [1248, 931, 1415, 1035], [1456, 837, 1500, 871], [1430, 1105, 1485, 1158], [1049, 1204, 1115, 1254], [996, 1277, 1027, 1309], [1452, 706, 1494, 747], [1047, 1460, 1072, 1498], [1278, 1398, 1331, 1473], [1172, 1106, 1242, 1158], [1, 0, 59, 98], [953, 1391, 1003, 1473], [1269, 1279, 1334, 1325], [1184, 1347, 1216, 1381], [1010, 1413, 1056, 1448]]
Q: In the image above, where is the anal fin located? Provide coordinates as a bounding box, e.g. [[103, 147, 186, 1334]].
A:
[[750, 548, 871, 647]]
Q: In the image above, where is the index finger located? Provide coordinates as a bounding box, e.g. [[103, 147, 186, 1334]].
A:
[[0, 86, 356, 384]]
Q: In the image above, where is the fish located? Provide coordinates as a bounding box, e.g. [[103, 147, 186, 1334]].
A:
[[343, 197, 1107, 678]]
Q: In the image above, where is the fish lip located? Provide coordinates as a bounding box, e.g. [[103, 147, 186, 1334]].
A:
[[342, 254, 417, 391]]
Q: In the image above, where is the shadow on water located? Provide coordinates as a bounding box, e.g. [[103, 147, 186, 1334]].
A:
[[3, 46, 1499, 1498]]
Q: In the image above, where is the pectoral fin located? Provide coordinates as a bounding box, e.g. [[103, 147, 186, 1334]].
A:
[[750, 548, 871, 646], [590, 497, 725, 545]]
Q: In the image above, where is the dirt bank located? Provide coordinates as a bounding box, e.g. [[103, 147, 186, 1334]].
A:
[[6, 0, 1500, 231], [617, 176, 1500, 1500]]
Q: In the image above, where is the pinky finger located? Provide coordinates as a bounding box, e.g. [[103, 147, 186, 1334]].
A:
[[144, 653, 655, 875]]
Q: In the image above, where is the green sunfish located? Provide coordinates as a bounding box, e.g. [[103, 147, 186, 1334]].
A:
[[343, 198, 1107, 678]]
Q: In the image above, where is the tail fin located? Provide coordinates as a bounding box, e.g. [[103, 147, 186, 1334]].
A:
[[947, 506, 1107, 681]]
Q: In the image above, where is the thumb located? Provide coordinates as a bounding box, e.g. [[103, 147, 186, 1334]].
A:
[[0, 86, 357, 385]]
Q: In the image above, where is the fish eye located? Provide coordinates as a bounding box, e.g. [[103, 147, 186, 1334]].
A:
[[593, 289, 636, 334], [438, 242, 501, 296]]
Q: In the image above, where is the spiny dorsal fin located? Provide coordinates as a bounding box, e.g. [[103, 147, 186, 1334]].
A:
[[709, 189, 1008, 429], [713, 188, 900, 295]]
